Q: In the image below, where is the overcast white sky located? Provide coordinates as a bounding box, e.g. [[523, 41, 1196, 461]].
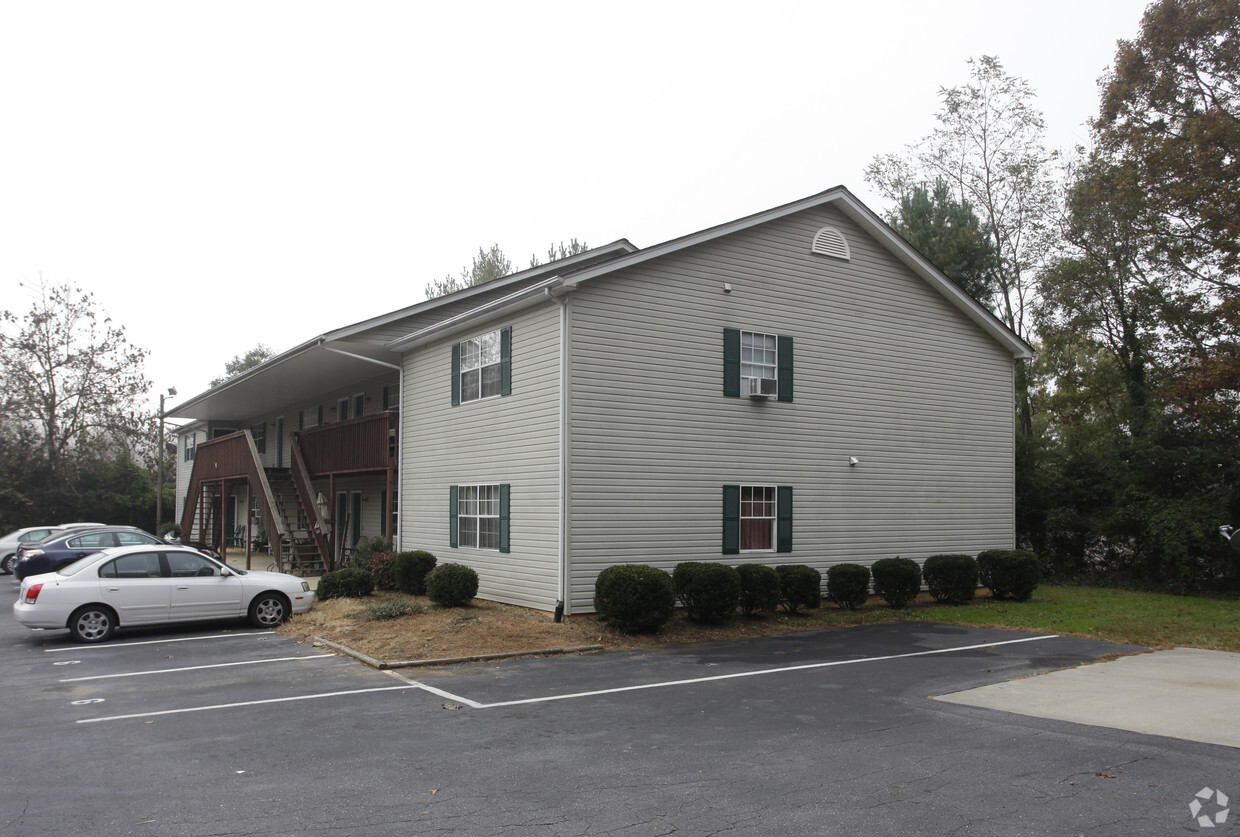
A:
[[0, 0, 1152, 411]]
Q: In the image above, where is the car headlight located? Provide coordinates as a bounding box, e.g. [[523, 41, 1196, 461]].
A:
[[301, 581, 310, 592]]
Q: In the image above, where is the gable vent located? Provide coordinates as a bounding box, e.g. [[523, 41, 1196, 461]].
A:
[[810, 226, 850, 261]]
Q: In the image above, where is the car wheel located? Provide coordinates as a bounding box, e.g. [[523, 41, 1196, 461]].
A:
[[248, 592, 290, 628], [0, 553, 13, 575], [68, 605, 117, 643]]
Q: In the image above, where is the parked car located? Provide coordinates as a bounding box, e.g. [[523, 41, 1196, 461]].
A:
[[13, 526, 170, 580], [13, 544, 315, 642], [1, 527, 65, 575]]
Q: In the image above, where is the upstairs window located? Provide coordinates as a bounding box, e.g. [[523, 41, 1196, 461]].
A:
[[299, 405, 323, 430], [451, 326, 512, 405], [723, 328, 793, 401], [250, 424, 266, 455], [184, 435, 197, 462]]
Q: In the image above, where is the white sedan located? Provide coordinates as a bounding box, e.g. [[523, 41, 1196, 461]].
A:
[[13, 544, 315, 643]]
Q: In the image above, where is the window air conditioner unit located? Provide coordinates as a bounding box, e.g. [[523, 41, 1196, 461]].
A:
[[746, 377, 777, 398]]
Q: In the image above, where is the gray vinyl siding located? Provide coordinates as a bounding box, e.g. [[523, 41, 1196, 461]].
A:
[[565, 205, 1016, 611], [398, 303, 563, 610], [174, 426, 205, 522]]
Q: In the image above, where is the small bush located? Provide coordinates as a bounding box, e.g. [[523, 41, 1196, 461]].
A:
[[594, 564, 676, 634], [923, 554, 979, 604], [977, 549, 1041, 601], [776, 565, 822, 613], [392, 550, 437, 595], [425, 563, 479, 607], [826, 563, 871, 610], [366, 599, 424, 620], [315, 567, 375, 600], [735, 564, 781, 616], [673, 562, 740, 623], [352, 537, 397, 589], [871, 557, 922, 608]]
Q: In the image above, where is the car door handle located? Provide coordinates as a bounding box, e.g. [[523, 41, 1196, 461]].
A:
[[107, 587, 119, 592], [177, 586, 189, 590]]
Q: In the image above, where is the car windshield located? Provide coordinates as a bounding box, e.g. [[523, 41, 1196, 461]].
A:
[[56, 552, 105, 576]]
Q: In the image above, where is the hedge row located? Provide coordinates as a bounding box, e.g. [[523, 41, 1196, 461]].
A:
[[593, 551, 1042, 634]]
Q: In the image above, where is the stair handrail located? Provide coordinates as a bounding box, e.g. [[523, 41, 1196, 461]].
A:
[[289, 431, 335, 571]]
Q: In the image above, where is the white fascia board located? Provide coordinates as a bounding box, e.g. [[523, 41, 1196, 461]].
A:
[[385, 277, 563, 353]]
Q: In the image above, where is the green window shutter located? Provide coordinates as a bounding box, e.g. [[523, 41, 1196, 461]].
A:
[[380, 490, 388, 537], [776, 485, 793, 553], [499, 483, 510, 553], [449, 485, 459, 548], [722, 484, 740, 554], [777, 336, 793, 402], [317, 405, 324, 426], [500, 326, 512, 396], [298, 411, 303, 431], [723, 328, 741, 397], [450, 343, 461, 406]]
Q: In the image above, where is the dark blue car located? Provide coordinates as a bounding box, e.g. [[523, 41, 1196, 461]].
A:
[[13, 527, 165, 580]]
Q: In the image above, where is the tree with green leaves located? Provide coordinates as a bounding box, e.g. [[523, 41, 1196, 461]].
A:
[[867, 56, 1060, 437], [886, 179, 997, 303], [210, 343, 274, 387], [1094, 0, 1240, 286]]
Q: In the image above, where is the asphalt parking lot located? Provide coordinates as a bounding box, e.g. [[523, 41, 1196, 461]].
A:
[[3, 580, 1238, 836]]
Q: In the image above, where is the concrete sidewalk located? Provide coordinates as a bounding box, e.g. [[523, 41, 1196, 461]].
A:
[[937, 646, 1240, 748]]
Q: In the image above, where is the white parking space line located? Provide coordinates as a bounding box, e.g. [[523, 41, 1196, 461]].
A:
[[74, 635, 1061, 724], [60, 654, 336, 682], [394, 634, 1064, 711], [76, 685, 417, 724], [42, 631, 276, 652]]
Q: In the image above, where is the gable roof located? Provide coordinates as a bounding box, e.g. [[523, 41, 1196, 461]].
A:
[[388, 186, 1034, 359], [167, 240, 637, 421], [169, 187, 1032, 422]]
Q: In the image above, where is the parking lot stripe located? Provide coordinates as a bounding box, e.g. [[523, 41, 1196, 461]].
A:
[[42, 631, 275, 652], [59, 654, 335, 682], [75, 684, 418, 724], [469, 634, 1062, 709]]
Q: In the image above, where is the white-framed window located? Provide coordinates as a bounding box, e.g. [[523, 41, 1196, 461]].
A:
[[740, 485, 776, 551], [457, 484, 500, 550], [337, 397, 350, 422], [460, 330, 502, 403], [741, 331, 778, 397], [300, 406, 322, 429]]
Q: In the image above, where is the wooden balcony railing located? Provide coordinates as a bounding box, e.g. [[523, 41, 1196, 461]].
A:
[[295, 412, 396, 475]]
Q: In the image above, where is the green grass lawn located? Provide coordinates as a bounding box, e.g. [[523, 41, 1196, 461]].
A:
[[799, 584, 1240, 651]]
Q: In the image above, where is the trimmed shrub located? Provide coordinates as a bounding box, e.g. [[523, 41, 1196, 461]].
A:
[[977, 549, 1041, 601], [871, 557, 922, 608], [673, 562, 740, 623], [735, 564, 781, 616], [315, 567, 375, 600], [352, 537, 397, 589], [366, 599, 424, 620], [425, 563, 479, 607], [826, 563, 871, 610], [776, 565, 822, 614], [594, 564, 676, 634], [923, 554, 979, 604], [392, 550, 437, 595]]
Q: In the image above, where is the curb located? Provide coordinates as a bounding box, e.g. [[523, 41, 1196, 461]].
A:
[[313, 636, 604, 669]]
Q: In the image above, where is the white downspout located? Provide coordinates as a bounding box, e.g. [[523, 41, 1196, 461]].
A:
[[545, 287, 571, 617]]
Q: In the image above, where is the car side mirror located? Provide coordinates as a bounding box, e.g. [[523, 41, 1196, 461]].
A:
[[220, 567, 234, 577]]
